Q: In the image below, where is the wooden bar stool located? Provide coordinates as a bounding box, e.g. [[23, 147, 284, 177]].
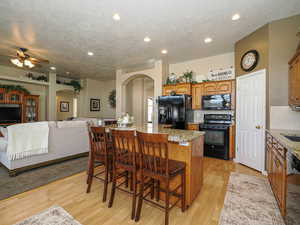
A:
[[108, 129, 139, 220], [86, 126, 112, 202], [135, 131, 186, 225]]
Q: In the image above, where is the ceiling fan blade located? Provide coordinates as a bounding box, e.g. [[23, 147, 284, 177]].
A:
[[17, 49, 25, 58], [30, 57, 49, 64]]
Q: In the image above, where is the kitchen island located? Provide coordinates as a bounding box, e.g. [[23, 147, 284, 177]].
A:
[[108, 124, 205, 207]]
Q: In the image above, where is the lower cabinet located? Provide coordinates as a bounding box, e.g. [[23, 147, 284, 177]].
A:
[[266, 132, 287, 217]]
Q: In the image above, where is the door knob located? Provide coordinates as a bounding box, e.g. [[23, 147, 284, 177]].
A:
[[255, 125, 261, 129]]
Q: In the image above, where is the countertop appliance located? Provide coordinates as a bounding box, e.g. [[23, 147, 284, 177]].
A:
[[199, 114, 232, 160], [286, 154, 300, 224], [202, 94, 231, 110], [158, 95, 191, 129]]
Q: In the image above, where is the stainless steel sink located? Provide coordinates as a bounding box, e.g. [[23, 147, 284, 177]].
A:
[[283, 135, 300, 142]]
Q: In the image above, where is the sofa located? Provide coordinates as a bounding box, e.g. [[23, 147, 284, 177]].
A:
[[0, 121, 90, 176]]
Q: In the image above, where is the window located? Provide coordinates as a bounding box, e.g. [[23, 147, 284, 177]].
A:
[[147, 97, 153, 123]]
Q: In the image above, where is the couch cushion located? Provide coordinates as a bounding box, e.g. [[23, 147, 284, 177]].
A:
[[57, 120, 87, 128]]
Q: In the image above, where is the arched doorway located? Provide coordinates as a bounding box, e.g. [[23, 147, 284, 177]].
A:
[[123, 74, 154, 126]]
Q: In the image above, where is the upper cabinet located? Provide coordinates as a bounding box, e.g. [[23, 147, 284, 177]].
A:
[[162, 83, 191, 96], [6, 90, 24, 104], [289, 52, 300, 107], [192, 84, 203, 109], [192, 80, 235, 109]]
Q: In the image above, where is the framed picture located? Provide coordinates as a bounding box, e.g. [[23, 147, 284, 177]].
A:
[[60, 101, 69, 112], [90, 98, 100, 111]]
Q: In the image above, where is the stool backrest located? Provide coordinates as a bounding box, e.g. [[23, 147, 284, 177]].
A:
[[89, 126, 109, 157], [137, 131, 169, 176], [111, 129, 137, 167]]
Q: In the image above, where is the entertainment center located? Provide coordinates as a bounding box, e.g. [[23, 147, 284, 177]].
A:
[[0, 88, 39, 125]]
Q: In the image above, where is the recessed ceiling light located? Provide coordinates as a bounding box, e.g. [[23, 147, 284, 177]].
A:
[[144, 36, 151, 42], [204, 37, 212, 43], [161, 49, 168, 54], [87, 51, 94, 56], [113, 13, 120, 21], [66, 72, 70, 74], [50, 66, 56, 70], [232, 13, 240, 21]]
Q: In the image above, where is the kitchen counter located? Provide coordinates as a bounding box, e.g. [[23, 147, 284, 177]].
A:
[[109, 124, 205, 143], [266, 129, 300, 160], [106, 123, 205, 207]]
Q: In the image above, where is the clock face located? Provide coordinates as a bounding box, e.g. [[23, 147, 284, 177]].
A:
[[241, 50, 259, 72]]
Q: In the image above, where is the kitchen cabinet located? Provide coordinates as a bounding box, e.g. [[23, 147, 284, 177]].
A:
[[203, 80, 233, 95], [186, 123, 199, 131], [191, 80, 235, 110], [162, 83, 191, 96], [266, 131, 287, 217], [6, 90, 23, 104], [23, 95, 39, 123], [162, 84, 176, 96], [192, 84, 203, 109], [288, 51, 300, 106]]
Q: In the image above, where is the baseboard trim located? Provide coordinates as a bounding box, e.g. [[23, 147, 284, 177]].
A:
[[0, 152, 88, 177]]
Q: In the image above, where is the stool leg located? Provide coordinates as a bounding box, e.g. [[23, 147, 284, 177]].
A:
[[108, 165, 116, 208], [156, 180, 160, 202], [165, 179, 170, 225], [102, 162, 109, 202], [181, 169, 186, 212], [131, 172, 137, 220], [86, 154, 94, 193], [135, 175, 144, 222]]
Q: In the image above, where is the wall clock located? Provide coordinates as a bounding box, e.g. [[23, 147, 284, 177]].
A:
[[240, 50, 259, 72]]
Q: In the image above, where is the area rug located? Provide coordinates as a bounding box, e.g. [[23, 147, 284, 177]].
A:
[[13, 206, 82, 225], [0, 156, 88, 200], [218, 172, 285, 225]]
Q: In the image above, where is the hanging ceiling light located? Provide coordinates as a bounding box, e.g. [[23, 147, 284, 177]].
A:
[[10, 58, 23, 67]]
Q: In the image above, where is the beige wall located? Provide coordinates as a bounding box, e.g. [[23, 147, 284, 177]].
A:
[[78, 78, 116, 119], [0, 65, 48, 120], [235, 24, 269, 77], [56, 91, 75, 120], [269, 14, 300, 106], [169, 52, 234, 80]]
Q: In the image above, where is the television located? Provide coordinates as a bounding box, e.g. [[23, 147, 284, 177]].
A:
[[0, 104, 21, 123]]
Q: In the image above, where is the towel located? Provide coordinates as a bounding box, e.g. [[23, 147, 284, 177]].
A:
[[7, 122, 49, 160]]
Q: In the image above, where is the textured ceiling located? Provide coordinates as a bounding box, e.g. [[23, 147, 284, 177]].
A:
[[0, 0, 300, 80]]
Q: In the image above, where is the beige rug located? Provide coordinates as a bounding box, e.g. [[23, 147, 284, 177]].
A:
[[219, 172, 285, 225], [13, 206, 82, 225]]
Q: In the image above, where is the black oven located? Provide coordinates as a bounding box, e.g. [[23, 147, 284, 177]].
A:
[[202, 94, 231, 110], [199, 114, 232, 160]]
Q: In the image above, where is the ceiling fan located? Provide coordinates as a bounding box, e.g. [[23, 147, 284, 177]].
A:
[[8, 47, 49, 69]]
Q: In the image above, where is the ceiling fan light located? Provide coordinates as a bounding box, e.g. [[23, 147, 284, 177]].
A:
[[11, 58, 23, 67], [24, 59, 35, 68]]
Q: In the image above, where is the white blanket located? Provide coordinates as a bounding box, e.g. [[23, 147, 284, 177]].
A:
[[7, 122, 49, 160]]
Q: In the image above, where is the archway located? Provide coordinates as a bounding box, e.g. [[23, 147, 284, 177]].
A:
[[122, 74, 154, 126]]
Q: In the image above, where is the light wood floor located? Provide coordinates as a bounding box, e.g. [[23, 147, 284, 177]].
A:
[[0, 157, 263, 225]]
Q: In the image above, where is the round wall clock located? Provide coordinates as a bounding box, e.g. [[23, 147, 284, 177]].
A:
[[240, 50, 259, 72]]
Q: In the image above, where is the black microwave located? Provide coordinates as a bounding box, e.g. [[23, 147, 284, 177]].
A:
[[202, 94, 231, 110]]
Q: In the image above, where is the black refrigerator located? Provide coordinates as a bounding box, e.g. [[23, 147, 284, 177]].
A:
[[158, 95, 191, 129]]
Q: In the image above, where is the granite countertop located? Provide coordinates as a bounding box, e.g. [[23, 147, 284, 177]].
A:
[[267, 129, 300, 160], [106, 124, 205, 143]]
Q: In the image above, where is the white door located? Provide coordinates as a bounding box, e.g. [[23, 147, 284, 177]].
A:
[[236, 69, 266, 172]]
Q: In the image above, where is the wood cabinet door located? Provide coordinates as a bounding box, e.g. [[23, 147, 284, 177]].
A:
[[176, 83, 191, 95], [192, 84, 203, 109], [162, 85, 176, 96], [203, 82, 217, 95], [289, 56, 300, 104], [6, 91, 23, 104], [23, 95, 39, 122], [0, 88, 6, 104], [216, 81, 232, 93], [186, 124, 199, 131]]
